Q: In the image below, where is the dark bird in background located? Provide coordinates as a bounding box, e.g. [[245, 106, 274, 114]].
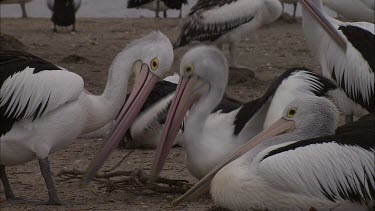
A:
[[127, 0, 188, 18], [47, 0, 81, 32]]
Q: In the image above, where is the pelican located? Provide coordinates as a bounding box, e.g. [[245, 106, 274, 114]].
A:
[[173, 0, 283, 72], [281, 0, 298, 17], [149, 46, 336, 181], [81, 73, 242, 149], [47, 0, 81, 32], [173, 97, 374, 210], [127, 0, 188, 18], [299, 0, 374, 123], [0, 31, 174, 204], [322, 0, 374, 23]]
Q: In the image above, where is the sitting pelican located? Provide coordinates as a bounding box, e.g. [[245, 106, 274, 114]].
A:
[[149, 45, 336, 181], [299, 0, 374, 123], [173, 97, 374, 210], [47, 0, 81, 32], [173, 0, 283, 73], [0, 31, 173, 204]]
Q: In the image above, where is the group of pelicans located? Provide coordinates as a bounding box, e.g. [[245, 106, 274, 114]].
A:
[[1, 0, 374, 210]]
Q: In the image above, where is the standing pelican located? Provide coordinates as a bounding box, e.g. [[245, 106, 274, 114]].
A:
[[173, 97, 374, 210], [47, 0, 81, 32], [149, 46, 336, 180], [299, 0, 374, 123], [322, 0, 374, 23], [0, 31, 173, 204], [173, 0, 282, 72]]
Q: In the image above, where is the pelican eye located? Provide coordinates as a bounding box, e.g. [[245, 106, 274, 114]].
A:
[[150, 58, 159, 71], [286, 108, 297, 118], [184, 65, 194, 75]]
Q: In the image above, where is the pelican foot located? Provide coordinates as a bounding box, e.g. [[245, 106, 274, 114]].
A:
[[9, 197, 44, 204], [41, 197, 65, 206]]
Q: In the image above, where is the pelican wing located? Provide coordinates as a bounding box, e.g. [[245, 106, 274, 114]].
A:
[[0, 51, 84, 135], [174, 0, 259, 47], [323, 21, 374, 112], [257, 115, 375, 205]]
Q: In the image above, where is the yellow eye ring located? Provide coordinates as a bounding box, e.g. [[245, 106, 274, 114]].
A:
[[184, 64, 194, 75], [150, 58, 159, 71], [286, 108, 297, 118]]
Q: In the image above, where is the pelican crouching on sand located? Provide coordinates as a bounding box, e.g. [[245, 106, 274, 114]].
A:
[[149, 45, 337, 181], [0, 31, 173, 204], [173, 97, 374, 210]]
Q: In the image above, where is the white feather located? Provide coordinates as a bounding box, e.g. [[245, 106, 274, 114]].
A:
[[0, 67, 84, 120]]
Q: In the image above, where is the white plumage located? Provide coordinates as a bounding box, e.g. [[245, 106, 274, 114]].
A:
[[322, 0, 374, 23]]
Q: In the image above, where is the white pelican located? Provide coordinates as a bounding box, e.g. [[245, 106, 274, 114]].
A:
[[173, 97, 374, 210], [322, 0, 374, 23], [149, 46, 337, 181], [299, 0, 374, 123], [281, 0, 298, 17], [0, 31, 173, 204], [173, 0, 283, 72], [80, 73, 242, 149], [127, 0, 188, 18], [47, 0, 81, 32]]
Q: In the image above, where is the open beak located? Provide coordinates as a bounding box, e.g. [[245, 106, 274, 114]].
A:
[[298, 0, 346, 49], [149, 75, 208, 182], [81, 61, 159, 186], [172, 118, 295, 206]]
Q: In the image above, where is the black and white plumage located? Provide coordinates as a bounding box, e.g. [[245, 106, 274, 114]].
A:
[[127, 0, 188, 18], [47, 0, 81, 32], [322, 0, 374, 23], [0, 31, 175, 204], [300, 0, 374, 123], [149, 46, 337, 181], [173, 0, 282, 70], [173, 97, 374, 210]]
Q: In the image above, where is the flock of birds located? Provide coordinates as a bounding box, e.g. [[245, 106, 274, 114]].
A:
[[1, 0, 374, 210]]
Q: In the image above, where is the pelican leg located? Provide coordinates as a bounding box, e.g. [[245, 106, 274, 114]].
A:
[[38, 157, 64, 205], [0, 165, 16, 200], [345, 115, 353, 124], [179, 9, 182, 18], [163, 10, 167, 18], [155, 0, 160, 18], [72, 23, 76, 32], [293, 3, 297, 17]]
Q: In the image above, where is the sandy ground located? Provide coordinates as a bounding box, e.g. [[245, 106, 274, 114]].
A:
[[0, 16, 321, 210]]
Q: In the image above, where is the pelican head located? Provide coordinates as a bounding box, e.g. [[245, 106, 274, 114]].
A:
[[149, 45, 229, 181], [82, 31, 174, 185], [172, 96, 339, 205]]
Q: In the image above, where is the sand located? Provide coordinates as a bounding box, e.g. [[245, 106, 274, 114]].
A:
[[0, 16, 321, 210]]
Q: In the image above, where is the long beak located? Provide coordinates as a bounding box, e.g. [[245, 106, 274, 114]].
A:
[[172, 118, 295, 206], [298, 0, 346, 49], [149, 76, 207, 182], [81, 62, 159, 186]]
